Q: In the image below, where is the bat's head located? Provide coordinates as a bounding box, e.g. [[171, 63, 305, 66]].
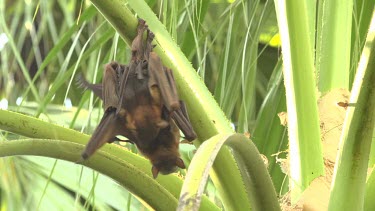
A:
[[151, 156, 185, 178]]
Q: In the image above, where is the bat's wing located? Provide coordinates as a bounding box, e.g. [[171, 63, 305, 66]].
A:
[[77, 62, 127, 102], [81, 108, 133, 160], [148, 55, 196, 141], [80, 62, 137, 160], [171, 101, 197, 141], [76, 74, 103, 100], [145, 30, 196, 141], [116, 64, 132, 113], [148, 52, 180, 111], [102, 63, 121, 110]]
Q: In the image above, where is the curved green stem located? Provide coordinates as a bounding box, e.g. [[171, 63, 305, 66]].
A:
[[179, 133, 281, 211], [0, 139, 176, 211], [0, 109, 218, 210], [226, 135, 281, 211]]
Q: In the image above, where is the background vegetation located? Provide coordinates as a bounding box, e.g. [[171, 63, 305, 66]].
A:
[[0, 0, 374, 210]]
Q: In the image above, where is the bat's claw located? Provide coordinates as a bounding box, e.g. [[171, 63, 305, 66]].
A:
[[152, 166, 159, 179], [76, 74, 88, 89], [148, 31, 155, 41], [137, 18, 146, 26]]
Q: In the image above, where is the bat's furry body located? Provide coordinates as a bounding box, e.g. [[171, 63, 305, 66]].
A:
[[79, 19, 196, 178]]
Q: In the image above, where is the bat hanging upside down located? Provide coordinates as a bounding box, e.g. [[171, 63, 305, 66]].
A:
[[78, 19, 197, 178]]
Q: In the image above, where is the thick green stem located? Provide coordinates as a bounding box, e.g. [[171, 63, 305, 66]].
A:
[[275, 0, 324, 202], [179, 133, 281, 211], [0, 110, 218, 210], [0, 139, 177, 211], [328, 14, 375, 211]]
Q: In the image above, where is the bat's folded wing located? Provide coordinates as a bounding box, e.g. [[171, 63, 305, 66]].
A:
[[171, 101, 197, 141], [81, 108, 131, 160], [76, 74, 103, 100], [148, 52, 180, 111]]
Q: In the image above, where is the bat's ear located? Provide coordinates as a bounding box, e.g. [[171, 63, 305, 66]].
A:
[[152, 166, 159, 179], [176, 158, 186, 169]]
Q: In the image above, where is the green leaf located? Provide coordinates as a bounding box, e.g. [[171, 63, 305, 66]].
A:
[[365, 167, 375, 211], [253, 61, 288, 194], [316, 0, 353, 92], [275, 0, 324, 202]]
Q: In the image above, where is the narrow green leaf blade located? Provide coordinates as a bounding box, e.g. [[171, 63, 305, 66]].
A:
[[316, 0, 353, 92], [275, 0, 324, 202]]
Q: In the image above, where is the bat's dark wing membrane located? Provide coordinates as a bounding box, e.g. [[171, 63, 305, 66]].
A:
[[76, 74, 103, 100], [145, 31, 196, 142], [171, 101, 197, 141], [116, 64, 132, 112], [149, 65, 197, 141], [148, 52, 180, 111], [81, 108, 132, 159], [102, 64, 120, 110], [77, 63, 127, 104], [79, 62, 135, 159]]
